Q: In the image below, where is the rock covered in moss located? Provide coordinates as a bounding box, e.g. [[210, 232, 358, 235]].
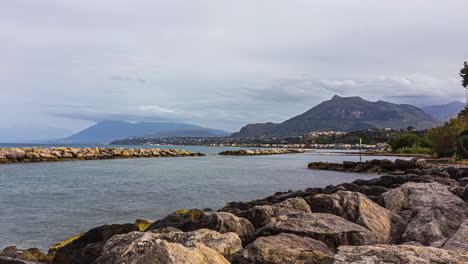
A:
[[231, 233, 334, 264], [53, 223, 137, 264], [133, 219, 156, 231]]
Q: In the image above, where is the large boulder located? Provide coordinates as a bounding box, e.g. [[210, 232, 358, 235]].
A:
[[94, 231, 230, 264], [306, 191, 406, 243], [334, 244, 468, 264], [382, 182, 468, 245], [256, 212, 380, 251], [145, 210, 255, 244], [0, 247, 51, 263], [442, 219, 468, 252], [0, 256, 46, 264], [201, 212, 255, 244], [231, 233, 334, 264], [145, 227, 242, 258], [53, 223, 138, 264], [145, 209, 207, 231], [246, 198, 311, 228]]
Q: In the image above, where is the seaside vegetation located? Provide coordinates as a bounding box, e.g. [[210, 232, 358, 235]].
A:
[[388, 109, 467, 158]]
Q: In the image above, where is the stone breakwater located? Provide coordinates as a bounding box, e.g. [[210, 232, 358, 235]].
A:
[[1, 164, 468, 263], [219, 148, 306, 156], [308, 158, 434, 173], [0, 147, 205, 164]]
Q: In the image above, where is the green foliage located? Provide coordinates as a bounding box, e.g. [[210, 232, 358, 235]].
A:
[[461, 61, 468, 88], [458, 106, 468, 118], [428, 115, 468, 158], [407, 125, 415, 131], [388, 133, 431, 151], [395, 146, 434, 155], [456, 129, 468, 159]]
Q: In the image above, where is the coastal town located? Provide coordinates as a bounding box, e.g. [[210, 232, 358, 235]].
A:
[[111, 130, 390, 151]]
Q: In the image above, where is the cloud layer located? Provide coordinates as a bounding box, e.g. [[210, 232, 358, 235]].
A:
[[1, 0, 467, 133]]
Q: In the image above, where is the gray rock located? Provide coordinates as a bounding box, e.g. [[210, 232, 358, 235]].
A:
[[201, 212, 255, 244], [306, 191, 406, 243], [93, 231, 230, 264], [247, 198, 311, 228], [146, 227, 242, 258], [256, 212, 381, 250], [382, 182, 468, 245], [53, 223, 138, 264], [442, 219, 468, 252], [334, 244, 468, 264], [231, 233, 334, 264], [0, 256, 45, 264]]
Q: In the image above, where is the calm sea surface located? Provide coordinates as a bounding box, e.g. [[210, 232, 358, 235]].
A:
[[0, 143, 401, 251]]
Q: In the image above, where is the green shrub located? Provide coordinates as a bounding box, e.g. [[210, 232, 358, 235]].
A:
[[389, 134, 431, 151], [395, 145, 434, 155]]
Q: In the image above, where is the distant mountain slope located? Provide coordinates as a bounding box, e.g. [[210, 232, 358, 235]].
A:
[[421, 101, 466, 121], [232, 95, 439, 138], [63, 121, 230, 143]]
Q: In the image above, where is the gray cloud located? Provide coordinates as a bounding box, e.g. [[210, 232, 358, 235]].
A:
[[0, 0, 467, 134]]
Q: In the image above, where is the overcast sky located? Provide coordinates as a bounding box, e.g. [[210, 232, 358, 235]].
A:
[[1, 0, 467, 135]]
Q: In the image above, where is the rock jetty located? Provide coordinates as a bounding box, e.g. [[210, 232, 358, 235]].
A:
[[219, 148, 306, 156], [1, 163, 467, 263], [308, 158, 436, 173], [0, 147, 205, 164]]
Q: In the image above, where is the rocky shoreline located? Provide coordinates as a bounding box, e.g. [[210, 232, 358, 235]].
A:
[[1, 159, 467, 263], [0, 147, 205, 164], [219, 148, 306, 156]]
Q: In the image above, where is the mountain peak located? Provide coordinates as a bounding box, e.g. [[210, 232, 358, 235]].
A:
[[330, 95, 364, 101], [232, 96, 438, 137]]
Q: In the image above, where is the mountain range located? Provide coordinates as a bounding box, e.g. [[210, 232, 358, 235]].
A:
[[231, 95, 439, 138], [421, 101, 466, 121], [62, 121, 230, 143]]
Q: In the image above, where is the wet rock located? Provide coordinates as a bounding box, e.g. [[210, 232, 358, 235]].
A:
[[306, 191, 406, 243], [231, 233, 334, 264], [94, 231, 230, 264], [382, 182, 468, 245], [256, 212, 380, 250], [334, 244, 468, 264], [247, 198, 311, 228], [442, 219, 468, 252], [53, 223, 137, 264]]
